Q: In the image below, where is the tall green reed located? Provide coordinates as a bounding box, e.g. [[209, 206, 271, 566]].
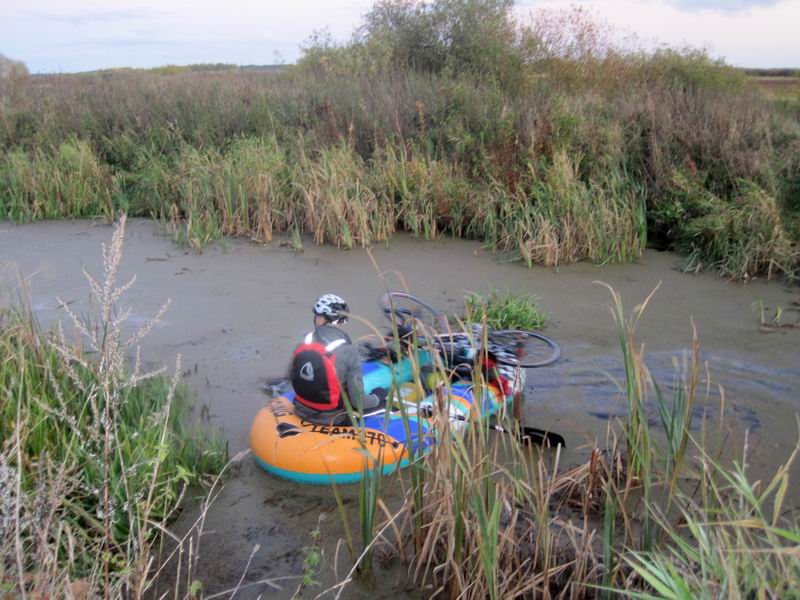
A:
[[0, 215, 226, 597], [0, 139, 117, 222], [346, 283, 800, 599]]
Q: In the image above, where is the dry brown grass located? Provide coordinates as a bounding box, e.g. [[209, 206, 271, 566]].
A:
[[752, 76, 800, 98]]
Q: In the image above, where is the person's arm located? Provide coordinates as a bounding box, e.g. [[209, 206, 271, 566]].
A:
[[337, 345, 370, 412]]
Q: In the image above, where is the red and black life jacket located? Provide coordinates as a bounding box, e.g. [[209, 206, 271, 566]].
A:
[[291, 331, 348, 412]]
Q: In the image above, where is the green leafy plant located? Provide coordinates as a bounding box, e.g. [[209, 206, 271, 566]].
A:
[[464, 289, 547, 330]]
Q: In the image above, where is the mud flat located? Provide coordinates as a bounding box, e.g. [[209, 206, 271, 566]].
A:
[[1, 218, 798, 598]]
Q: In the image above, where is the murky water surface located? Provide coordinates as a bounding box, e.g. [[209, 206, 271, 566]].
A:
[[2, 219, 798, 598]]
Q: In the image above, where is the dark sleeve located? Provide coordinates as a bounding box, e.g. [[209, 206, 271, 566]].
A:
[[336, 345, 368, 410]]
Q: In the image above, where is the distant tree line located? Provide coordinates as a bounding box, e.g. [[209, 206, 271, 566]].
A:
[[743, 68, 800, 78]]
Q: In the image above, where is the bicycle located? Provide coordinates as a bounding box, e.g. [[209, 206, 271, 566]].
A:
[[377, 290, 561, 368]]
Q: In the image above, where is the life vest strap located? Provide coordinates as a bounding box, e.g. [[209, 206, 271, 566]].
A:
[[304, 331, 347, 354], [325, 339, 346, 352]]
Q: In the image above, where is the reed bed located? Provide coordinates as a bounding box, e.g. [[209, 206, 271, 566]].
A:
[[0, 131, 645, 265], [375, 147, 474, 240], [295, 144, 395, 248], [0, 138, 117, 222], [331, 285, 799, 599], [0, 216, 227, 598], [162, 136, 294, 249], [1, 2, 798, 278], [470, 153, 647, 267]]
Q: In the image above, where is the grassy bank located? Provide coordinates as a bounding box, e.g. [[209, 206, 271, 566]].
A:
[[1, 2, 799, 279], [0, 217, 227, 597], [334, 286, 800, 598]]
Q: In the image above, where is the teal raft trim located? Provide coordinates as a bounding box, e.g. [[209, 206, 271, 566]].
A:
[[253, 454, 412, 485]]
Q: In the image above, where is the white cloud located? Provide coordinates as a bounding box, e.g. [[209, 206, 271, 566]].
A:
[[664, 0, 781, 11], [30, 8, 164, 26]]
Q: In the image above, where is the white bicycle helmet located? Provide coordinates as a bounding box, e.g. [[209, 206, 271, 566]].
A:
[[313, 294, 349, 324]]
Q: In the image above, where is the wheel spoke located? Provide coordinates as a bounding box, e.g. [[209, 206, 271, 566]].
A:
[[490, 330, 561, 368], [378, 291, 448, 333]]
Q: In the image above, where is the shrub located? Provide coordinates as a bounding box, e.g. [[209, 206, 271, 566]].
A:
[[0, 53, 28, 79], [355, 0, 532, 92]]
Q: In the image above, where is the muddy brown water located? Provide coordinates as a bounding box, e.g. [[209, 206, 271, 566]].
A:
[[1, 219, 798, 599]]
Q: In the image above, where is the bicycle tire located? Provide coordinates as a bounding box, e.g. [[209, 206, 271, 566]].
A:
[[431, 330, 560, 368], [378, 291, 449, 332], [490, 329, 561, 368]]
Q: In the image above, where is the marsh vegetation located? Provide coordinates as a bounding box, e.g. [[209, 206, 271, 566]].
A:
[[0, 217, 227, 597], [1, 1, 798, 280], [2, 0, 799, 597], [330, 284, 800, 599]]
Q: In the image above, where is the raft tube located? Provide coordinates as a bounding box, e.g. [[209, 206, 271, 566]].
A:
[[250, 356, 515, 484]]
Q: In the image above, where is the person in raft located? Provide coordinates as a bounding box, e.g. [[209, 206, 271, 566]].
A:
[[290, 294, 386, 425]]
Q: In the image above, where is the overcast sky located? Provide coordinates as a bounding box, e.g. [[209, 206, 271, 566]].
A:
[[2, 0, 798, 73]]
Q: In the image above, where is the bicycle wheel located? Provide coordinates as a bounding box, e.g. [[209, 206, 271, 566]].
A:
[[489, 330, 561, 368], [378, 291, 448, 333]]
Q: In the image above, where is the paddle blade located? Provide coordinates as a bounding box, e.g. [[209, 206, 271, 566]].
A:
[[520, 427, 566, 448]]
